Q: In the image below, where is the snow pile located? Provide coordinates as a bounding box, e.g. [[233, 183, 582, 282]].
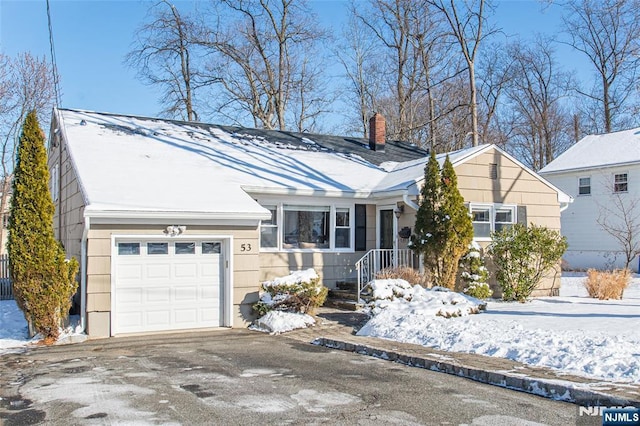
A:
[[0, 299, 33, 353], [365, 279, 486, 318], [0, 300, 84, 354], [249, 311, 316, 334], [358, 274, 640, 383]]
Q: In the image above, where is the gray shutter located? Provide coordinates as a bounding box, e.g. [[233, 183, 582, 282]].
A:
[[517, 205, 527, 227], [355, 204, 367, 251]]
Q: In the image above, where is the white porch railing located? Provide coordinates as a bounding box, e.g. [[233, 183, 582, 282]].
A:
[[355, 249, 416, 299]]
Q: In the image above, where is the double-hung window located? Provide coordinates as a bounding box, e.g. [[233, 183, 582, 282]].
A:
[[260, 206, 278, 249], [471, 206, 491, 238], [578, 177, 591, 195], [335, 208, 351, 248], [494, 207, 515, 233], [614, 173, 628, 193], [470, 204, 517, 239]]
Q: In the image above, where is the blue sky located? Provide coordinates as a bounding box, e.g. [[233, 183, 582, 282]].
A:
[[0, 0, 585, 124]]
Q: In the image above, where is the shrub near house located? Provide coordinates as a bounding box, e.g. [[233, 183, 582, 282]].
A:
[[8, 111, 78, 341], [490, 224, 566, 302], [253, 269, 328, 316]]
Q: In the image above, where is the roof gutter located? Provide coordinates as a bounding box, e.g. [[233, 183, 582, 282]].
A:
[[241, 185, 373, 199], [84, 209, 271, 222]]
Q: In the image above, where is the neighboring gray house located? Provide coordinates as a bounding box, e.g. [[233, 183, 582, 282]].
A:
[[49, 108, 570, 338], [540, 126, 640, 272]]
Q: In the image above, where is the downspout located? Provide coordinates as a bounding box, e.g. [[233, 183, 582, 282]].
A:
[[403, 192, 419, 211], [560, 202, 570, 213], [80, 215, 89, 333]]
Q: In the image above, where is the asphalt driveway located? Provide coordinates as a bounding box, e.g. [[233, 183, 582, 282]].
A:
[[0, 329, 578, 425]]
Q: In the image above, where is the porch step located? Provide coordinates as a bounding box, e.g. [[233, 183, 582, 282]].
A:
[[323, 298, 363, 311], [328, 289, 359, 301], [336, 280, 358, 292]]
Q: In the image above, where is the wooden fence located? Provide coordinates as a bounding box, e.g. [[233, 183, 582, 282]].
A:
[[0, 254, 12, 300]]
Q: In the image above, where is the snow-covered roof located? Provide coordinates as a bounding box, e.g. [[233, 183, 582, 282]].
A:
[[56, 108, 568, 219], [540, 126, 640, 175]]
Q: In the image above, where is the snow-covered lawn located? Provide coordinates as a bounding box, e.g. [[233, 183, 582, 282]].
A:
[[358, 273, 640, 384], [2, 273, 639, 384]]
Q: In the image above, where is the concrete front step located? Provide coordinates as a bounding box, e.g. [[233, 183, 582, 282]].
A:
[[328, 289, 359, 301], [323, 298, 363, 311], [336, 280, 358, 291]]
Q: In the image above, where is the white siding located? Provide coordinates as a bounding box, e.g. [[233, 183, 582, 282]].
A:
[[544, 164, 640, 271]]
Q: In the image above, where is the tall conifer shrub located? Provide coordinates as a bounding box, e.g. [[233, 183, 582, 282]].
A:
[[7, 111, 78, 341], [410, 152, 473, 289]]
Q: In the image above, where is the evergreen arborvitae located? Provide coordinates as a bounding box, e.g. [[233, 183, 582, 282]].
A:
[[439, 156, 474, 289], [410, 151, 444, 282], [410, 153, 473, 289], [7, 111, 79, 341]]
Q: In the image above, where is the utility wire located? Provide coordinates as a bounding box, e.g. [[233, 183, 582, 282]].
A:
[[46, 0, 62, 107]]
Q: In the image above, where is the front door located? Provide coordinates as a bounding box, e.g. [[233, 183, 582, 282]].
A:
[[380, 209, 394, 249]]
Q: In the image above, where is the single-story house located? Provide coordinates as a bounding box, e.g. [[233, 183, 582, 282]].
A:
[[539, 126, 640, 271], [49, 108, 572, 338]]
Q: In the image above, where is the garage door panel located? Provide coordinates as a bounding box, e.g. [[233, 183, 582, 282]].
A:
[[174, 263, 198, 278], [201, 263, 220, 277], [114, 239, 224, 335], [146, 287, 171, 302], [201, 286, 219, 300], [146, 310, 171, 326], [117, 264, 143, 280], [117, 288, 143, 304], [175, 286, 198, 301], [147, 264, 171, 279], [174, 309, 198, 324], [200, 307, 220, 322], [118, 311, 144, 328]]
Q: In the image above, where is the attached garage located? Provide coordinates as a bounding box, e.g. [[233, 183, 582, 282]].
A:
[[111, 238, 227, 335]]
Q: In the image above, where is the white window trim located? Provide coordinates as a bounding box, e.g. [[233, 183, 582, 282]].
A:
[[257, 201, 355, 252], [259, 205, 279, 251], [614, 172, 629, 194], [469, 203, 517, 241], [578, 176, 591, 196]]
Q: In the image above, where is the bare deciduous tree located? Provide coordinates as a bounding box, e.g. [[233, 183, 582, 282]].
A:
[[429, 0, 496, 147], [0, 53, 55, 250], [476, 42, 514, 147], [562, 0, 640, 133], [126, 0, 205, 121], [505, 37, 574, 170], [335, 5, 384, 137], [597, 193, 640, 269], [201, 0, 328, 131]]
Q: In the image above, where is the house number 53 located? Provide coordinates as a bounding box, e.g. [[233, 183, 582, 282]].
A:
[[240, 243, 252, 252]]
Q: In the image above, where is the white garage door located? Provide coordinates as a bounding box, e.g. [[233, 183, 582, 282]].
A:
[[113, 239, 224, 335]]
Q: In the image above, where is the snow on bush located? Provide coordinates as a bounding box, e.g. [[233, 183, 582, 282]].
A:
[[251, 268, 327, 334], [249, 311, 315, 335], [253, 268, 328, 316], [459, 242, 492, 299], [365, 279, 486, 318]]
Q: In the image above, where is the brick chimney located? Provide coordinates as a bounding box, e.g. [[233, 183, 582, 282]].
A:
[[369, 113, 385, 152]]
